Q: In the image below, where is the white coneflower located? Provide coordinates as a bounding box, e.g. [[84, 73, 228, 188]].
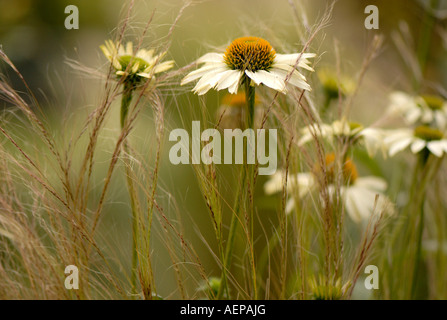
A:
[[264, 154, 393, 223], [317, 68, 355, 111], [100, 40, 174, 84], [387, 91, 447, 130], [298, 119, 385, 157], [181, 36, 315, 95], [384, 125, 447, 157], [100, 40, 174, 127]]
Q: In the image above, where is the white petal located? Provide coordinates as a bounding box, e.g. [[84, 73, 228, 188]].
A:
[[192, 69, 229, 95], [427, 140, 447, 157], [181, 63, 228, 85], [344, 189, 362, 223], [136, 48, 155, 61], [388, 137, 413, 157], [285, 198, 295, 215], [296, 173, 316, 197], [264, 170, 285, 195], [421, 108, 434, 123], [345, 187, 377, 222], [270, 64, 306, 80], [388, 91, 415, 113], [274, 53, 316, 71], [410, 139, 426, 154], [405, 107, 422, 124], [227, 74, 242, 94], [125, 42, 133, 56], [355, 176, 387, 192], [215, 70, 242, 93], [153, 60, 174, 74], [245, 70, 287, 93], [269, 68, 311, 91], [435, 111, 447, 130], [196, 53, 225, 64], [361, 128, 384, 157]]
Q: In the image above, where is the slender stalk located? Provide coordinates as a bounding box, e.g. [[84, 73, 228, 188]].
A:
[[217, 79, 257, 299], [411, 195, 426, 299], [120, 81, 139, 293], [217, 167, 246, 299]]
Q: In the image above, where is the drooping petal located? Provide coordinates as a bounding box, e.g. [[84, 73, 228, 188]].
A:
[[215, 70, 242, 93], [361, 128, 385, 157], [268, 68, 311, 91], [125, 42, 133, 56], [427, 140, 447, 157], [274, 53, 316, 71], [285, 198, 295, 214], [196, 53, 225, 64], [245, 70, 287, 93], [410, 139, 426, 154], [193, 68, 229, 95], [153, 60, 175, 74], [264, 170, 285, 195], [344, 189, 362, 223], [345, 187, 377, 222], [296, 173, 316, 197], [388, 137, 413, 156], [405, 107, 422, 124], [181, 63, 228, 85], [355, 176, 387, 192], [435, 110, 447, 130]]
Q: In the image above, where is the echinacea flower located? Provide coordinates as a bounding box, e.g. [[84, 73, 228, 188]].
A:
[[317, 68, 355, 100], [297, 119, 385, 157], [181, 36, 315, 95], [384, 125, 447, 157], [264, 154, 393, 223], [100, 40, 174, 84], [387, 91, 447, 130]]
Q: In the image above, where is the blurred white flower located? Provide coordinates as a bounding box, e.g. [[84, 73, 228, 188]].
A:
[[298, 119, 386, 157], [264, 155, 393, 223], [181, 36, 315, 95], [100, 40, 174, 82], [387, 91, 447, 130], [384, 126, 447, 157]]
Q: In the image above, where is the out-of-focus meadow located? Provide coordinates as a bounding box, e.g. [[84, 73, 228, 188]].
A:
[[1, 0, 447, 299]]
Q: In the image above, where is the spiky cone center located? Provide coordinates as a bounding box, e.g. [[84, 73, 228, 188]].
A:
[[118, 55, 150, 73], [420, 95, 445, 111], [224, 37, 276, 72], [115, 55, 152, 85], [414, 125, 443, 141], [308, 276, 344, 300], [313, 153, 358, 186], [322, 77, 342, 99]]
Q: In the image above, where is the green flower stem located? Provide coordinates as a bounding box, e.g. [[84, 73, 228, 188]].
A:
[[245, 80, 257, 299], [120, 82, 139, 293], [121, 82, 133, 128], [411, 194, 426, 299], [217, 167, 246, 299]]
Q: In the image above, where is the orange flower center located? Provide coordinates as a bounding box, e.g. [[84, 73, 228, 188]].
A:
[[224, 37, 276, 72], [313, 153, 358, 185]]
